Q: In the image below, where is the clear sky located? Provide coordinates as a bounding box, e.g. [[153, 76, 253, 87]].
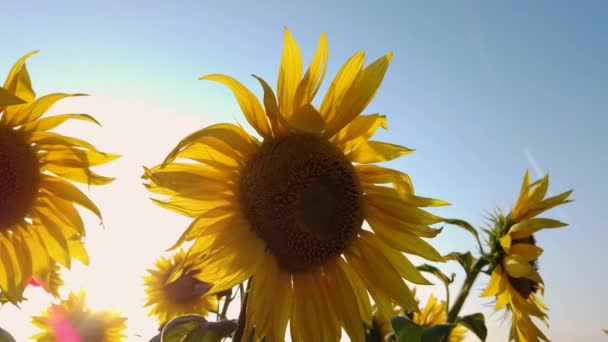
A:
[[1, 1, 606, 341]]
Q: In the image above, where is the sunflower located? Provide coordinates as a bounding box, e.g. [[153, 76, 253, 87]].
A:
[[0, 51, 118, 303], [412, 294, 466, 342], [481, 171, 572, 342], [143, 249, 218, 327], [371, 294, 466, 341], [31, 289, 127, 342], [144, 28, 447, 342]]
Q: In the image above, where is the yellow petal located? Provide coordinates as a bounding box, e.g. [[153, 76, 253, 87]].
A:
[[367, 217, 444, 262], [34, 209, 71, 268], [7, 93, 87, 127], [509, 244, 544, 262], [31, 131, 101, 152], [512, 170, 531, 220], [168, 207, 238, 249], [360, 231, 432, 285], [277, 27, 303, 119], [266, 269, 293, 342], [19, 113, 99, 134], [292, 32, 329, 109], [40, 175, 102, 219], [364, 184, 449, 207], [324, 52, 392, 137], [332, 113, 387, 152], [162, 123, 256, 166], [324, 258, 366, 342], [288, 103, 326, 134], [199, 75, 271, 138], [292, 269, 340, 342], [480, 266, 506, 297], [365, 202, 442, 238], [356, 164, 414, 195], [0, 86, 25, 106], [339, 258, 373, 325], [348, 140, 413, 163], [508, 218, 568, 239], [245, 253, 277, 339], [364, 192, 443, 226], [252, 74, 287, 136], [2, 50, 38, 102], [319, 51, 365, 121], [503, 257, 543, 284], [345, 238, 418, 312]]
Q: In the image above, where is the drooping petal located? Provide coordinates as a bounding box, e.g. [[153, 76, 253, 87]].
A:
[[19, 113, 100, 134], [348, 140, 414, 163], [199, 75, 271, 138]]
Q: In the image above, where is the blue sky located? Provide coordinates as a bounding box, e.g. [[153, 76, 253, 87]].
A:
[[1, 1, 606, 341]]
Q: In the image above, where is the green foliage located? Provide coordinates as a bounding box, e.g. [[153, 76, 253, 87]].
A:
[[391, 316, 422, 342], [391, 316, 456, 342], [416, 264, 454, 287], [444, 252, 477, 276], [151, 314, 237, 342], [0, 327, 16, 342], [444, 219, 479, 240], [457, 313, 487, 341]]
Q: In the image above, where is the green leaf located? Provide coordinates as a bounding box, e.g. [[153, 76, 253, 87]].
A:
[[391, 316, 422, 342], [444, 218, 479, 240], [184, 320, 238, 342], [0, 327, 16, 342], [421, 324, 455, 342], [416, 264, 453, 287], [457, 313, 487, 341], [159, 314, 207, 342], [444, 252, 477, 275]]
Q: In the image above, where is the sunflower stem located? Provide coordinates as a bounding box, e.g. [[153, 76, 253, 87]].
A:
[[233, 281, 251, 341], [447, 257, 489, 323]]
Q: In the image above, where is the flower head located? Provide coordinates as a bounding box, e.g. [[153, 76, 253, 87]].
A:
[[144, 28, 446, 341], [31, 289, 127, 342], [143, 249, 218, 326], [0, 52, 118, 303], [482, 171, 572, 342]]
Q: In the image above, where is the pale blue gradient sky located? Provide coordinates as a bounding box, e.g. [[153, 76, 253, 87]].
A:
[[1, 1, 606, 341]]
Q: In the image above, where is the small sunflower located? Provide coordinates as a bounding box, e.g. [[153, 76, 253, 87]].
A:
[[143, 249, 218, 326], [144, 28, 447, 341], [412, 294, 466, 342], [371, 294, 466, 341], [0, 51, 118, 303], [31, 289, 127, 342], [481, 171, 572, 342]]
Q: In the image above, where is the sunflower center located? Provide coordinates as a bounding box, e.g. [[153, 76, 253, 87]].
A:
[[0, 124, 40, 230], [76, 314, 106, 342], [165, 272, 211, 305], [240, 133, 363, 272], [507, 235, 540, 299]]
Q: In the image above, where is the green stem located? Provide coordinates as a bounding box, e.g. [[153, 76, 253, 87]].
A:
[[447, 258, 489, 323]]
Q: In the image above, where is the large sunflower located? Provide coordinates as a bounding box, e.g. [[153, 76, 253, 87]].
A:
[[481, 171, 572, 342], [144, 28, 447, 341], [0, 51, 118, 303], [143, 249, 218, 326], [31, 289, 127, 342]]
